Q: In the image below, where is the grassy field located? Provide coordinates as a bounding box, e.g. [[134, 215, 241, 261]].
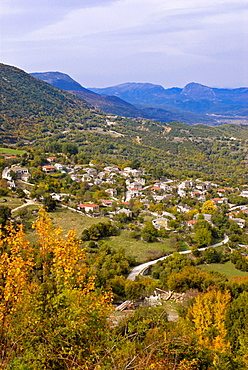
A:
[[2, 201, 178, 264], [20, 206, 175, 263], [198, 260, 248, 279], [48, 207, 109, 237], [102, 231, 174, 263], [49, 209, 175, 263], [0, 196, 26, 210], [0, 147, 26, 156]]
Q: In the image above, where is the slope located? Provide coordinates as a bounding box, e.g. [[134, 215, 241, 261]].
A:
[[30, 72, 147, 119]]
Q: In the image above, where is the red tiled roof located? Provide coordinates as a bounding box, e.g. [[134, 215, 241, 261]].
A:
[[188, 220, 197, 225], [78, 204, 99, 208]]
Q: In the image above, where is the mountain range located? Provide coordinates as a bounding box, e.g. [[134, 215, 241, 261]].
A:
[[30, 72, 147, 119], [31, 72, 248, 126]]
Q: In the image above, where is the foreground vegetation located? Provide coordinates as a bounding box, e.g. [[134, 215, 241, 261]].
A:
[[1, 209, 248, 369]]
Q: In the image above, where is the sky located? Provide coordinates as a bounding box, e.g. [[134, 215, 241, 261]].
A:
[[1, 0, 248, 88]]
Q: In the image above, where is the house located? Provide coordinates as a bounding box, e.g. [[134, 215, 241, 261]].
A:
[[177, 205, 193, 213], [158, 182, 172, 192], [152, 194, 172, 202], [85, 167, 97, 177], [120, 171, 130, 177], [81, 174, 92, 182], [127, 182, 143, 191], [211, 197, 228, 205], [195, 182, 212, 191], [46, 157, 56, 163], [54, 163, 65, 171], [103, 166, 119, 172], [162, 211, 176, 220], [240, 190, 248, 198], [77, 204, 99, 213], [178, 188, 186, 197], [2, 166, 30, 181], [152, 217, 170, 230], [126, 188, 142, 201], [229, 217, 246, 229], [187, 220, 197, 227], [117, 208, 132, 217], [190, 191, 202, 198], [180, 180, 195, 189], [101, 199, 113, 207], [198, 195, 206, 202], [4, 155, 17, 160], [42, 165, 56, 174], [94, 178, 103, 186], [106, 188, 118, 197], [151, 186, 163, 192], [132, 169, 144, 177]]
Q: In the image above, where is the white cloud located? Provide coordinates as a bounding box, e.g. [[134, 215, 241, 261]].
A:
[[1, 0, 247, 87]]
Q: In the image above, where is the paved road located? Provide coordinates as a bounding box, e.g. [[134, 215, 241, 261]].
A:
[[127, 234, 229, 280]]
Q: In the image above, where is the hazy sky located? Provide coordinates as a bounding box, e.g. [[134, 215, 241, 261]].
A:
[[1, 0, 248, 88]]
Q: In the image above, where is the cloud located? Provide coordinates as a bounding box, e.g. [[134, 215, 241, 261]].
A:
[[1, 0, 118, 38], [1, 0, 247, 87]]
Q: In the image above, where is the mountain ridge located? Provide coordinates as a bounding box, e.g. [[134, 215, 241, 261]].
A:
[[90, 82, 248, 121], [31, 72, 148, 119], [30, 71, 248, 125]]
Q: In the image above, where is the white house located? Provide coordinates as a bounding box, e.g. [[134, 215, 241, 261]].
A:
[[77, 204, 99, 213], [42, 165, 56, 174], [2, 166, 30, 181], [240, 190, 248, 198]]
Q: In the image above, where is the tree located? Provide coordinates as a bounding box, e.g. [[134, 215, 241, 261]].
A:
[[187, 289, 231, 355], [141, 221, 158, 242], [62, 142, 78, 155], [0, 205, 11, 226], [201, 200, 217, 214], [225, 291, 248, 362], [194, 227, 213, 247], [202, 247, 221, 263], [0, 208, 112, 369], [43, 195, 57, 212]]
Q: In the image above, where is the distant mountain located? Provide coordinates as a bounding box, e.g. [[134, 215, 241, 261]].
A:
[[30, 72, 147, 119], [31, 73, 247, 125], [31, 71, 92, 93], [90, 82, 248, 124]]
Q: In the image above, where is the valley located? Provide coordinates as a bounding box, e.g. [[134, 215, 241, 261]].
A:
[[1, 62, 248, 370]]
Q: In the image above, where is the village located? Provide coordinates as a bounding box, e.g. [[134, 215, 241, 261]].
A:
[[2, 154, 248, 237]]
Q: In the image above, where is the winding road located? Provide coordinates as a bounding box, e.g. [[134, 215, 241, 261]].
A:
[[127, 234, 229, 280]]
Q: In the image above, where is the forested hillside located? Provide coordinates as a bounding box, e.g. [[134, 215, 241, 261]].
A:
[[1, 63, 248, 182]]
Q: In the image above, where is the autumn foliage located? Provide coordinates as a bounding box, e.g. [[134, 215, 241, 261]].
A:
[[0, 209, 247, 369], [0, 209, 112, 369]]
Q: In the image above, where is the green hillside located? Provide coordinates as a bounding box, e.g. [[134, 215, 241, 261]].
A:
[[0, 63, 96, 142], [1, 63, 248, 182]]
